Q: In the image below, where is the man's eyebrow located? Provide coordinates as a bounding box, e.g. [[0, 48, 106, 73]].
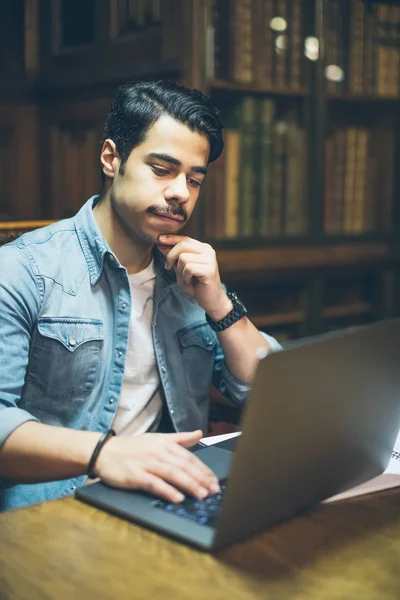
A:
[[147, 152, 207, 176]]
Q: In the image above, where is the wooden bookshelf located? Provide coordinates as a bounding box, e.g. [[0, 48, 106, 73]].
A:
[[207, 78, 307, 97], [322, 301, 372, 319], [201, 0, 400, 336], [0, 221, 53, 230], [327, 94, 400, 104], [216, 241, 391, 277], [2, 0, 400, 340], [251, 310, 304, 328], [0, 221, 55, 246]]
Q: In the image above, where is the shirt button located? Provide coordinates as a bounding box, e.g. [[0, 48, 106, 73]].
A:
[[118, 351, 123, 358], [121, 303, 128, 310], [108, 398, 114, 405], [69, 337, 76, 347], [70, 485, 76, 492], [161, 365, 167, 373], [170, 409, 174, 415]]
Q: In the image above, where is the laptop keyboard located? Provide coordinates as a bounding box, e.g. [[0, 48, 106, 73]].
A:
[[153, 481, 227, 527]]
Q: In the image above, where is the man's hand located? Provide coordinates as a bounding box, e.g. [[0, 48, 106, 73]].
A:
[[94, 430, 220, 503], [158, 235, 232, 320]]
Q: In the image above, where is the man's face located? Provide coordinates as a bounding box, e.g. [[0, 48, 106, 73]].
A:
[[101, 115, 210, 244]]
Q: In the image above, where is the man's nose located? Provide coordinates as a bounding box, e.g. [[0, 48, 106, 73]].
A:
[[165, 174, 190, 203]]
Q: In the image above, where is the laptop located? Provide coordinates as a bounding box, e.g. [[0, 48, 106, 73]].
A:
[[76, 318, 400, 551]]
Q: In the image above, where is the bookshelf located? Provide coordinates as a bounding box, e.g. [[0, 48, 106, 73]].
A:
[[1, 0, 400, 341], [196, 0, 400, 340]]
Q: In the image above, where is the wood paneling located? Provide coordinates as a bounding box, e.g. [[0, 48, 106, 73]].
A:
[[0, 103, 39, 221], [49, 121, 102, 218], [0, 125, 16, 220]]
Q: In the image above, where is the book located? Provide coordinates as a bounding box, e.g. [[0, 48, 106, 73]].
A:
[[325, 428, 400, 503], [224, 129, 240, 238], [258, 97, 276, 237], [239, 95, 259, 237]]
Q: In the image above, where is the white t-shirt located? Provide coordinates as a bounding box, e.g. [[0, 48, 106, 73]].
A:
[[111, 258, 162, 437]]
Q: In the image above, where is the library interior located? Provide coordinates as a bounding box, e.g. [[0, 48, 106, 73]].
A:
[[3, 2, 400, 598], [1, 1, 400, 345]]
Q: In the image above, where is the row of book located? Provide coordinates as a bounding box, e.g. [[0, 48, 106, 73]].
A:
[[206, 95, 307, 239], [205, 99, 395, 240], [324, 125, 394, 235], [327, 0, 400, 96], [117, 0, 162, 29], [206, 0, 305, 88], [206, 0, 400, 97]]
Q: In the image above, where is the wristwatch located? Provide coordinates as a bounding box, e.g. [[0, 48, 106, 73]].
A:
[[205, 292, 248, 332]]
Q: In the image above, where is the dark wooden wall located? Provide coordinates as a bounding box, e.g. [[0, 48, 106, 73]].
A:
[[0, 0, 193, 222]]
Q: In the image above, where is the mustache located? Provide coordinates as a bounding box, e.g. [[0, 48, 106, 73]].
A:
[[147, 205, 187, 222]]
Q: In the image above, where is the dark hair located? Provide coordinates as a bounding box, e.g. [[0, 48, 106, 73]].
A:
[[101, 79, 224, 182]]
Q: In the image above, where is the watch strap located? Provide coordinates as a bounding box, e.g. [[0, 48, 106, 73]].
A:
[[205, 292, 247, 332]]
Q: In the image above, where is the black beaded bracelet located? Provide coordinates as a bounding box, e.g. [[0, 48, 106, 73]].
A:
[[87, 428, 116, 479]]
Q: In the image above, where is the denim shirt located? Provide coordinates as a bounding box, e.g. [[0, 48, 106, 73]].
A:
[[0, 196, 281, 511]]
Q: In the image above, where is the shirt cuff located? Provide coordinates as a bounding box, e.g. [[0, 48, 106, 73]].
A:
[[220, 362, 251, 406], [260, 332, 283, 354], [0, 407, 40, 448], [220, 332, 282, 405]]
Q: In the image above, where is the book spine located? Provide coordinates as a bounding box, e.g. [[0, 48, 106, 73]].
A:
[[284, 113, 306, 236], [224, 129, 240, 238], [273, 0, 288, 88], [324, 134, 334, 234], [352, 128, 368, 233], [238, 96, 259, 237], [229, 0, 253, 83], [206, 150, 226, 239], [268, 121, 286, 237], [343, 127, 357, 234], [332, 129, 346, 234], [258, 97, 275, 236], [289, 0, 303, 90]]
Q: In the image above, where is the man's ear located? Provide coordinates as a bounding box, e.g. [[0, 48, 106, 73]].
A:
[[100, 139, 121, 179]]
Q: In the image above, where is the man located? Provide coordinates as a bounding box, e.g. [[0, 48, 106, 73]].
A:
[[0, 80, 280, 511]]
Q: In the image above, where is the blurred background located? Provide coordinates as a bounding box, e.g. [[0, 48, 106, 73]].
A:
[[1, 0, 400, 343]]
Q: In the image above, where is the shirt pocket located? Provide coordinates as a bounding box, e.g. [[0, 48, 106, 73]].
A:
[[177, 322, 217, 403], [27, 317, 104, 400]]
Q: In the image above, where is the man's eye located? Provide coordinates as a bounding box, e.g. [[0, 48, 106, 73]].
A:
[[188, 178, 201, 188], [152, 166, 169, 176]]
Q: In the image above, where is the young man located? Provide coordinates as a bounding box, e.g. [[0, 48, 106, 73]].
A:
[[0, 80, 280, 511]]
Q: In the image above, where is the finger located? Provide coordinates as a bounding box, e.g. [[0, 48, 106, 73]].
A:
[[177, 252, 210, 266], [181, 262, 211, 284], [158, 234, 192, 246], [134, 471, 185, 503], [167, 430, 203, 446], [151, 461, 214, 500], [176, 254, 212, 281], [165, 241, 205, 270], [167, 445, 220, 493]]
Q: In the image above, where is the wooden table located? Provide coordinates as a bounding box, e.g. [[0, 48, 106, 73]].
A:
[[1, 488, 400, 600]]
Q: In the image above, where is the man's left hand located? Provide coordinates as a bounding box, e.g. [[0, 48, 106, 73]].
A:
[[158, 235, 232, 320]]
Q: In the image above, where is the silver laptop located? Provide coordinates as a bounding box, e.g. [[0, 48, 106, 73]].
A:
[[76, 318, 400, 551]]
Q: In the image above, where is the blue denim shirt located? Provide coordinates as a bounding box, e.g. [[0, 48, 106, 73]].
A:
[[0, 196, 281, 510]]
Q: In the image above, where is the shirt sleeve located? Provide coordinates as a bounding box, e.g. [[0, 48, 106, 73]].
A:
[[0, 244, 41, 447], [212, 331, 283, 406]]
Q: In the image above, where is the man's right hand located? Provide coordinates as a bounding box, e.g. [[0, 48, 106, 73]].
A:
[[93, 430, 220, 503]]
